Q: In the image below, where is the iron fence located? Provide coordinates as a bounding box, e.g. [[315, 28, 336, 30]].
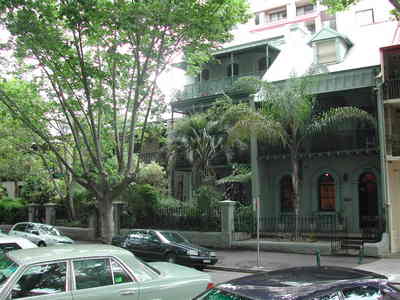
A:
[[121, 207, 221, 232], [234, 214, 338, 242]]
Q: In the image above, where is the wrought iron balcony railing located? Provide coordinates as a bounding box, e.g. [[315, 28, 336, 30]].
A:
[[383, 79, 400, 100], [176, 71, 264, 100]]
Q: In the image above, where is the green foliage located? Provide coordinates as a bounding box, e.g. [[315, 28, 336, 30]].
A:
[[157, 195, 183, 209], [124, 184, 160, 222], [136, 162, 167, 193], [0, 197, 27, 224], [20, 176, 56, 204], [225, 76, 262, 95], [193, 185, 223, 211], [235, 203, 255, 233], [0, 0, 251, 241]]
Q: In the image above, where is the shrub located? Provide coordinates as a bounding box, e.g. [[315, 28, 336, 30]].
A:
[[235, 203, 255, 233], [124, 184, 160, 226], [0, 197, 27, 225], [193, 185, 223, 211], [137, 161, 167, 193]]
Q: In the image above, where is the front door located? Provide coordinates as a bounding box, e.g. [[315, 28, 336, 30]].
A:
[[358, 172, 378, 229]]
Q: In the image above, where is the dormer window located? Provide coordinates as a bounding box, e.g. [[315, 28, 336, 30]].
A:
[[316, 40, 336, 64], [309, 27, 353, 66]]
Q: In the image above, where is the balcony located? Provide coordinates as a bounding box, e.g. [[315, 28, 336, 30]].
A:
[[310, 129, 376, 153], [383, 79, 400, 101], [261, 129, 377, 159], [177, 72, 264, 100]]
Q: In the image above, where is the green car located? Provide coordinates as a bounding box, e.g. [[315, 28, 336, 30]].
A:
[[0, 244, 213, 300]]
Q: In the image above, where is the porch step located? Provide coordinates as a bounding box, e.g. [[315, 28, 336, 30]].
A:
[[341, 239, 364, 251]]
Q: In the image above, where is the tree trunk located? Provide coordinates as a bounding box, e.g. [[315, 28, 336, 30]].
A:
[[97, 195, 114, 244], [291, 151, 301, 240]]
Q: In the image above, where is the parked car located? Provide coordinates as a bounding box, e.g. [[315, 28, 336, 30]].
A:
[[0, 244, 213, 300], [112, 229, 218, 269], [8, 222, 73, 247], [0, 236, 37, 253], [193, 265, 400, 300]]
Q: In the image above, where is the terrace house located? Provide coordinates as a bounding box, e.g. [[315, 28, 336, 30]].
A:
[[170, 0, 400, 253]]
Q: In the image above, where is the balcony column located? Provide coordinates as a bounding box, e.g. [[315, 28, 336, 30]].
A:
[[230, 52, 234, 84], [376, 82, 391, 251]]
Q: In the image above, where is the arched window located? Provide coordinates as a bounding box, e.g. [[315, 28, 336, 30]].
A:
[[201, 69, 210, 81], [280, 175, 294, 213], [226, 63, 239, 77], [318, 173, 336, 211]]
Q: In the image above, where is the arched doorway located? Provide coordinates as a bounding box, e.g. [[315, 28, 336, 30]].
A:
[[358, 172, 378, 228]]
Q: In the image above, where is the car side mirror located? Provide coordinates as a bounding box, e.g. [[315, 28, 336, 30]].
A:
[[31, 230, 39, 235]]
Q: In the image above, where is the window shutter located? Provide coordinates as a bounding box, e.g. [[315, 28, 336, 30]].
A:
[[317, 40, 336, 64]]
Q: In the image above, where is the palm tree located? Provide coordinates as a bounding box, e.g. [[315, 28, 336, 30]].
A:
[[225, 74, 376, 237], [169, 113, 223, 188]]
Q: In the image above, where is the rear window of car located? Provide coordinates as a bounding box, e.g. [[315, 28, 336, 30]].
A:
[[0, 243, 22, 253]]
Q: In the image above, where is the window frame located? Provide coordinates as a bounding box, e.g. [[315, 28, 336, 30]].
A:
[[280, 175, 295, 213], [296, 4, 315, 16], [72, 256, 136, 290], [10, 260, 69, 299], [356, 8, 375, 26], [318, 173, 336, 212], [316, 39, 337, 65]]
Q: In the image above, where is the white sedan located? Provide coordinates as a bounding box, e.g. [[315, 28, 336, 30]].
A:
[[0, 236, 37, 253]]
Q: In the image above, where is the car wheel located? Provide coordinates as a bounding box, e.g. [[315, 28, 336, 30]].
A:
[[38, 241, 46, 247], [166, 253, 177, 264]]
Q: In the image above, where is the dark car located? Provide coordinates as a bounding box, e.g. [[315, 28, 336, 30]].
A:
[[193, 266, 400, 300], [112, 229, 218, 269]]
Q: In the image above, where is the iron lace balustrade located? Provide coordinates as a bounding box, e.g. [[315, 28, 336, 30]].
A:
[[178, 72, 264, 100], [383, 79, 400, 100]]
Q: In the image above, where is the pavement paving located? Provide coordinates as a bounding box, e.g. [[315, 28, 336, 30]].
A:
[[209, 248, 400, 282]]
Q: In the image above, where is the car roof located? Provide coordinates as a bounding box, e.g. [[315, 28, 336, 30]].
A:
[[219, 266, 387, 300], [13, 222, 53, 227], [7, 244, 132, 265], [0, 236, 37, 247]]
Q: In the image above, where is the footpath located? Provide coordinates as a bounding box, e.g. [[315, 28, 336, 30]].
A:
[[209, 248, 400, 282]]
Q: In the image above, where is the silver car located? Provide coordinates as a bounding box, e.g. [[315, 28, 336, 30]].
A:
[[0, 244, 213, 300], [8, 222, 73, 247]]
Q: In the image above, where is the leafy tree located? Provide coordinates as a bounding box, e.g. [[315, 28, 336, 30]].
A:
[[0, 0, 250, 242], [224, 75, 376, 237]]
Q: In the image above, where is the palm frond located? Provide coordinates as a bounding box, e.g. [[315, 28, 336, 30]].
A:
[[307, 106, 376, 136]]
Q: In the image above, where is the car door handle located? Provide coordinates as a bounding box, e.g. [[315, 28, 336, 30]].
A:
[[120, 289, 137, 295]]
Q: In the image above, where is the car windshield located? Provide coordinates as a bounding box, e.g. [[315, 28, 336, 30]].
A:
[[39, 225, 60, 236], [160, 232, 189, 243], [0, 254, 19, 285]]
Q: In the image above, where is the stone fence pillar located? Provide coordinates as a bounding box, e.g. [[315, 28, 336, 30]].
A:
[[219, 200, 235, 248], [28, 203, 41, 223], [113, 201, 124, 235], [44, 203, 57, 225]]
